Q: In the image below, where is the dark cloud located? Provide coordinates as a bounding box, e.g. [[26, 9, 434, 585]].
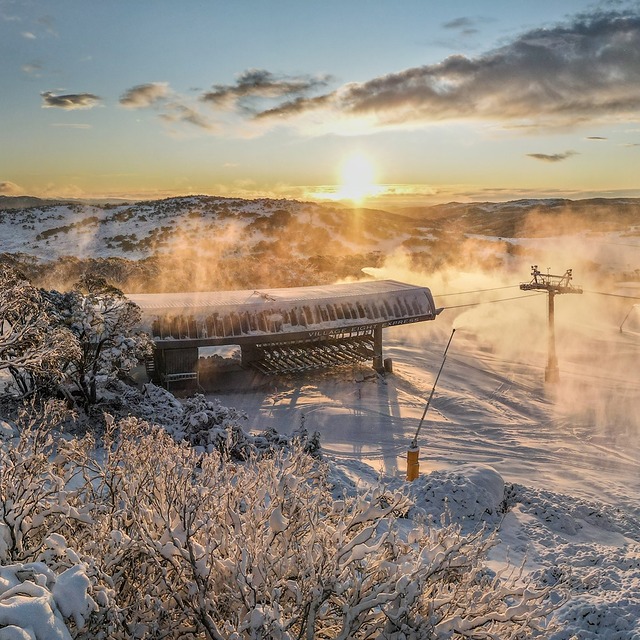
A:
[[443, 17, 477, 29], [120, 83, 169, 108], [527, 151, 578, 162], [442, 16, 485, 35], [254, 94, 333, 120], [41, 91, 101, 110], [586, 136, 607, 139], [201, 68, 331, 113], [256, 10, 640, 130]]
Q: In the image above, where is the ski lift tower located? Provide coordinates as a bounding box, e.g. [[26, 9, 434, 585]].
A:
[[520, 266, 583, 383]]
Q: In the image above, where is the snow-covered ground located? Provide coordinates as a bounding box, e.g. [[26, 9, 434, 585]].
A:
[[204, 279, 640, 638]]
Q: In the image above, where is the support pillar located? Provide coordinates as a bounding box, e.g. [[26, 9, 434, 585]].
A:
[[372, 325, 384, 372], [545, 290, 559, 383]]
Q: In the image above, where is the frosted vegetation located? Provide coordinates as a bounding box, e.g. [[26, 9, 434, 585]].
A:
[[1, 409, 561, 639], [1, 191, 639, 638], [0, 264, 564, 638]]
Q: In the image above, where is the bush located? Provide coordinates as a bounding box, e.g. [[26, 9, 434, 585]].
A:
[[0, 413, 563, 639]]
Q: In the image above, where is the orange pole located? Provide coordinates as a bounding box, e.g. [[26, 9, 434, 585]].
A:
[[406, 446, 420, 481]]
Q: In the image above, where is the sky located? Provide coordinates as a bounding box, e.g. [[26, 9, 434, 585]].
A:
[[1, 0, 640, 206]]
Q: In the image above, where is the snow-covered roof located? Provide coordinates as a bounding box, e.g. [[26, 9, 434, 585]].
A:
[[129, 280, 440, 341]]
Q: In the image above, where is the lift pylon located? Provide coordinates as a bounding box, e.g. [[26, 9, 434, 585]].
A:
[[520, 266, 583, 382]]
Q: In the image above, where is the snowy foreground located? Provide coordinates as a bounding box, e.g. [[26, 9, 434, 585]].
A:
[[1, 271, 639, 637], [204, 295, 640, 639]]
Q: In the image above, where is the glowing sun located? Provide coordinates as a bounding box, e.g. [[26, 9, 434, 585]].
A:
[[336, 154, 381, 203]]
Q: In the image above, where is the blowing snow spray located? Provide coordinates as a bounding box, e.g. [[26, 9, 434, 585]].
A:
[[407, 328, 456, 482]]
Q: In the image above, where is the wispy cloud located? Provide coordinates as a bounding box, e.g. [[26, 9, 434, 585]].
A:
[[441, 16, 490, 36], [254, 10, 640, 132], [37, 14, 57, 37], [158, 103, 217, 131], [41, 91, 101, 110], [201, 68, 331, 113], [21, 30, 35, 39], [119, 82, 169, 108], [50, 123, 91, 129], [21, 62, 43, 76], [119, 82, 217, 131], [527, 151, 578, 162]]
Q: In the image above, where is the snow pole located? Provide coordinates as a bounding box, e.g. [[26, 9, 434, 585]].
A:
[[407, 328, 456, 481]]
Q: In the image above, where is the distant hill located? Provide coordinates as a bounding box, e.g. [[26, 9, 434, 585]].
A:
[[0, 195, 74, 210], [400, 198, 640, 237], [1, 195, 638, 292]]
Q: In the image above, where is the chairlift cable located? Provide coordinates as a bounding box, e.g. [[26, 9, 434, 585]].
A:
[[443, 292, 544, 310], [435, 285, 518, 297]]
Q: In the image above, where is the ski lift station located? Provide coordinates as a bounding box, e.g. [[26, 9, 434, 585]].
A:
[[129, 280, 442, 388]]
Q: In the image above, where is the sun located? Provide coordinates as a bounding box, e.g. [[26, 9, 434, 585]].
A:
[[336, 153, 380, 203]]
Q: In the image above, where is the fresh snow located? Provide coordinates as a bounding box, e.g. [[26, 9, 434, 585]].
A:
[[1, 197, 639, 637], [202, 283, 640, 639]]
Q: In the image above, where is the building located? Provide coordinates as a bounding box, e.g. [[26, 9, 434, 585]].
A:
[[128, 279, 441, 387]]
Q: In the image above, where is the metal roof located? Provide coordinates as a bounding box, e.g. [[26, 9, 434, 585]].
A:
[[129, 280, 441, 342], [128, 279, 431, 313]]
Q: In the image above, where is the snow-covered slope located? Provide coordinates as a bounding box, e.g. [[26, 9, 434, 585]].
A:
[[205, 284, 640, 639], [1, 194, 639, 637], [0, 196, 415, 262]]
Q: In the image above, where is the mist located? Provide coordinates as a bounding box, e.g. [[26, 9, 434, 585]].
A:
[[363, 225, 639, 447]]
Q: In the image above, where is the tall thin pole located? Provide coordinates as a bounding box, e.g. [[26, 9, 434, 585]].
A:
[[411, 328, 456, 449], [546, 290, 559, 382], [407, 328, 455, 481]]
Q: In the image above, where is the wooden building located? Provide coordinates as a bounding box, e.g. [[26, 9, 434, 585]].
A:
[[128, 279, 441, 387]]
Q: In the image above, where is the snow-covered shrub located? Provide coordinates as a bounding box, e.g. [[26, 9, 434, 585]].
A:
[[0, 414, 97, 639], [1, 413, 563, 638], [0, 561, 97, 640], [0, 266, 79, 400], [175, 393, 251, 456], [0, 408, 88, 564], [44, 275, 152, 412], [60, 418, 561, 638], [163, 392, 321, 459]]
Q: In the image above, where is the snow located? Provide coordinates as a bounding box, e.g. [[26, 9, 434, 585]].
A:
[[0, 563, 95, 640], [201, 292, 640, 638], [1, 197, 639, 636]]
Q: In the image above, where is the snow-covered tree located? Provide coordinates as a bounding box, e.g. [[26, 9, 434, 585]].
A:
[[45, 275, 152, 411], [0, 266, 79, 399]]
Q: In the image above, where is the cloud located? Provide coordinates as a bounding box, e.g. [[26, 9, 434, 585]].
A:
[[0, 181, 24, 195], [37, 14, 57, 36], [158, 103, 217, 131], [586, 136, 607, 140], [41, 91, 101, 110], [526, 151, 579, 162], [441, 16, 489, 35], [255, 10, 640, 131], [119, 82, 219, 132], [120, 82, 170, 108], [50, 123, 91, 129], [201, 68, 331, 113], [21, 30, 35, 39], [21, 62, 43, 76]]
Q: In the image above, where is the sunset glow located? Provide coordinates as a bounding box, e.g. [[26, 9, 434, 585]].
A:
[[335, 154, 382, 203], [1, 1, 639, 204]]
